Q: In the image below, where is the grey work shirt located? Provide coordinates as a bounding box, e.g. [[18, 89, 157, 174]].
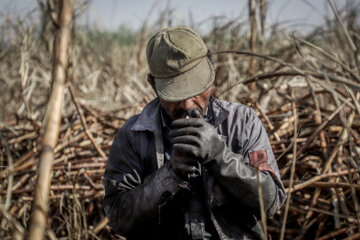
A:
[[103, 97, 286, 240]]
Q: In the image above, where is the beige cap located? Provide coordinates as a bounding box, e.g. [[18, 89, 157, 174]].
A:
[[146, 26, 214, 102]]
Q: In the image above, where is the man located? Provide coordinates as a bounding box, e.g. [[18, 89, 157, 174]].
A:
[[103, 26, 286, 240]]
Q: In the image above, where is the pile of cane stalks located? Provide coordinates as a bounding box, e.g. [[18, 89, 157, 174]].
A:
[[1, 83, 360, 239], [1, 1, 360, 239]]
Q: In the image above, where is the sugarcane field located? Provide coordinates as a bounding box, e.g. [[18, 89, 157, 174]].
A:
[[0, 0, 360, 239]]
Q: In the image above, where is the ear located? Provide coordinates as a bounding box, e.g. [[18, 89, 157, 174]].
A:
[[147, 73, 159, 98], [147, 73, 156, 91]]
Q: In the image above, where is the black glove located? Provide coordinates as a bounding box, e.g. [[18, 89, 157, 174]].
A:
[[169, 109, 203, 179], [169, 117, 223, 164], [169, 149, 201, 180]]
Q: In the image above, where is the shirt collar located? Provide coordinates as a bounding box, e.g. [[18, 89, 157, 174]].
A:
[[160, 108, 172, 129]]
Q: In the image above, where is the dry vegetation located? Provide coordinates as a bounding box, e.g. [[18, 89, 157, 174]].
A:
[[1, 0, 360, 239]]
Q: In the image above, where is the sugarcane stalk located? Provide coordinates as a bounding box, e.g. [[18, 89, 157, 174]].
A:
[[27, 1, 73, 239]]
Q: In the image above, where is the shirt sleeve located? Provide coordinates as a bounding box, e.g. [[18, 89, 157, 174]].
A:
[[242, 108, 287, 214], [103, 121, 187, 236], [206, 107, 286, 216]]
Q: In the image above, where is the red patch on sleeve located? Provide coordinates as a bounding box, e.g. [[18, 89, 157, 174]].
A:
[[249, 150, 275, 177]]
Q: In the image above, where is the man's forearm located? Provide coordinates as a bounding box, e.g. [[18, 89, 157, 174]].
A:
[[103, 163, 186, 235]]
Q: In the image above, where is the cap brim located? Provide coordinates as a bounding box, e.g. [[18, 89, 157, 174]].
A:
[[154, 58, 215, 102]]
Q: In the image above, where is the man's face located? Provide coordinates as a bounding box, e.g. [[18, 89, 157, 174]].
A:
[[159, 87, 213, 120]]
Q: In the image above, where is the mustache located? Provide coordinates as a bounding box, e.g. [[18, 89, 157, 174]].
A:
[[173, 107, 202, 119], [173, 109, 187, 119]]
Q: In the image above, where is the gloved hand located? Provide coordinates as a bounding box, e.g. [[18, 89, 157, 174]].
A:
[[170, 110, 281, 217], [169, 117, 223, 164], [169, 149, 201, 180]]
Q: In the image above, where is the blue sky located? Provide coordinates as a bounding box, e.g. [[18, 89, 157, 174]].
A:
[[0, 0, 346, 33]]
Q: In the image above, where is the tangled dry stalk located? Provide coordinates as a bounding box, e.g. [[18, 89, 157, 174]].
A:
[[0, 0, 360, 239]]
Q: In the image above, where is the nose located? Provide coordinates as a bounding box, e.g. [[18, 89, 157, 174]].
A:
[[180, 97, 195, 110]]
